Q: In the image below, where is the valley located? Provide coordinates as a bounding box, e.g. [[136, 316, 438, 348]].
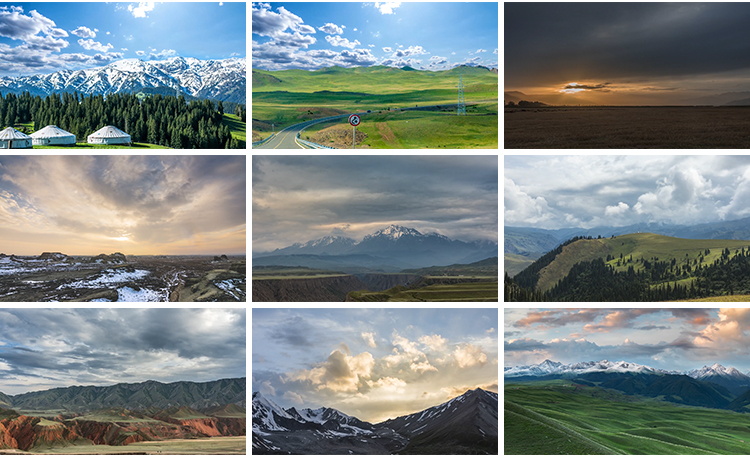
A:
[[253, 225, 498, 302], [505, 359, 750, 455], [0, 252, 245, 302], [253, 388, 498, 455]]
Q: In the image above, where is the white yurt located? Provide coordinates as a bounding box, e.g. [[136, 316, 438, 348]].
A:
[[0, 127, 32, 149], [87, 125, 131, 145], [30, 125, 76, 146]]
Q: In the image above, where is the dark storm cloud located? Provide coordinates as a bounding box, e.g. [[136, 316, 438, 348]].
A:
[[505, 3, 750, 88], [252, 155, 498, 251], [563, 83, 610, 91], [0, 308, 245, 395]]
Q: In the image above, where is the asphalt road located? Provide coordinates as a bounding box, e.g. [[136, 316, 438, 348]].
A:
[[253, 114, 351, 149], [253, 102, 495, 149]]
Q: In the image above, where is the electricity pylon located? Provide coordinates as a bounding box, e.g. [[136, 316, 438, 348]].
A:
[[457, 73, 466, 115]]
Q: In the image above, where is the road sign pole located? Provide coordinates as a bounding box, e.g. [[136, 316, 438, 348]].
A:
[[348, 114, 360, 150]]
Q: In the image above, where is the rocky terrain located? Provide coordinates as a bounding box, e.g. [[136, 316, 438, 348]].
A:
[[0, 406, 245, 451], [0, 252, 245, 302], [252, 388, 498, 454], [0, 378, 246, 452]]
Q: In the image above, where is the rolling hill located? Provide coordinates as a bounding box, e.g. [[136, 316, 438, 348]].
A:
[[505, 233, 750, 301]]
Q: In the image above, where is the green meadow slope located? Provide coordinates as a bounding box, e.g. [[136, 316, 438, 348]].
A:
[[535, 233, 750, 292], [506, 381, 750, 455]]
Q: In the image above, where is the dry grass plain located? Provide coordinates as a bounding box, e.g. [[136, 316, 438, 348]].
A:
[[504, 106, 750, 148]]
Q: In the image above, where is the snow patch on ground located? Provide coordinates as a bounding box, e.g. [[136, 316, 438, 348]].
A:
[[117, 286, 164, 302], [58, 268, 150, 289], [215, 279, 244, 300]]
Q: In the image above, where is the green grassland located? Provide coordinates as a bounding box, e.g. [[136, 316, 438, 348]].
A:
[[25, 436, 245, 455], [252, 266, 349, 280], [300, 104, 497, 149], [537, 233, 750, 292], [402, 257, 498, 276], [347, 280, 497, 302], [506, 381, 750, 455], [222, 113, 246, 142], [33, 142, 170, 149], [252, 65, 498, 141]]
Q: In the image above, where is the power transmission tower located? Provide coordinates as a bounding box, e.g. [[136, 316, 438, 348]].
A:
[[457, 73, 466, 115]]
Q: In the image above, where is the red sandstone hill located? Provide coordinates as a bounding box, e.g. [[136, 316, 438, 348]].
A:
[[0, 406, 245, 451]]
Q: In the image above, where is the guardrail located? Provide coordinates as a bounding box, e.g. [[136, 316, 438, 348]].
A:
[[293, 113, 361, 149], [252, 133, 276, 147], [296, 135, 336, 149]]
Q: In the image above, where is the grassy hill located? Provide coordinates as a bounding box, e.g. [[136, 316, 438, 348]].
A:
[[222, 113, 246, 142], [252, 65, 498, 147], [535, 233, 750, 292], [506, 381, 750, 455]]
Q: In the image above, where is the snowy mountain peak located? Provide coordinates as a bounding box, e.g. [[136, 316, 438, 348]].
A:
[[687, 363, 748, 380], [300, 236, 356, 248], [364, 225, 423, 241], [505, 359, 671, 378], [0, 57, 246, 103]]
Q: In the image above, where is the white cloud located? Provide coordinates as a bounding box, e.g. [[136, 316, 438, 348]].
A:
[[493, 48, 498, 54], [453, 344, 487, 368], [70, 26, 96, 38], [393, 45, 428, 57], [120, 48, 128, 51], [318, 22, 343, 35], [382, 47, 392, 53], [149, 48, 177, 60], [252, 3, 317, 49], [504, 177, 555, 225], [374, 2, 401, 14], [128, 2, 155, 18], [419, 334, 447, 351], [282, 390, 303, 404], [78, 39, 113, 53], [361, 332, 377, 348], [325, 35, 361, 49], [605, 202, 630, 216], [136, 50, 145, 56], [476, 48, 487, 53]]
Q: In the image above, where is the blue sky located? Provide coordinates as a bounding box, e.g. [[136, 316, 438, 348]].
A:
[[253, 308, 498, 422], [252, 2, 498, 70], [505, 309, 750, 373], [0, 2, 246, 76]]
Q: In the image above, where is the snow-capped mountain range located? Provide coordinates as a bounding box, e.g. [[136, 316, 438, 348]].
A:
[[0, 57, 245, 103], [254, 224, 498, 269], [253, 388, 498, 454], [505, 359, 750, 379]]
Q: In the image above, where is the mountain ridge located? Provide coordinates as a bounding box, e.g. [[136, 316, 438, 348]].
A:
[[252, 388, 498, 454], [3, 378, 246, 413], [0, 56, 246, 103], [255, 224, 498, 270]]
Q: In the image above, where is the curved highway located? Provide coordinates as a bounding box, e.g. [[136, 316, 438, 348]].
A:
[[253, 114, 351, 149], [253, 102, 494, 149]]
